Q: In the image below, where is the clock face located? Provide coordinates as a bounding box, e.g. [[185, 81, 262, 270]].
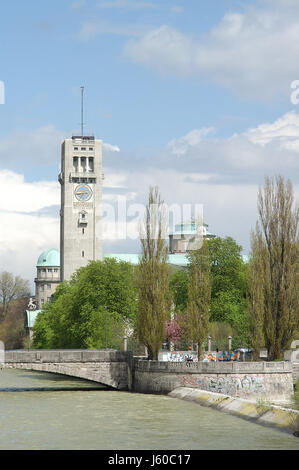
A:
[[74, 184, 92, 202]]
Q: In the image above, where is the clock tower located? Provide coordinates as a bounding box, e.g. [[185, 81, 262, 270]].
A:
[[58, 134, 103, 281]]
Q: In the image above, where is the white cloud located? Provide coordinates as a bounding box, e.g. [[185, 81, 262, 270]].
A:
[[0, 170, 60, 213], [103, 170, 127, 188], [167, 127, 214, 155], [244, 111, 299, 152], [123, 1, 299, 98], [165, 111, 299, 173], [102, 142, 120, 153], [124, 26, 195, 77], [0, 170, 60, 290]]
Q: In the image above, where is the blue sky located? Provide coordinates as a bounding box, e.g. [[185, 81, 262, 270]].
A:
[[0, 0, 299, 287]]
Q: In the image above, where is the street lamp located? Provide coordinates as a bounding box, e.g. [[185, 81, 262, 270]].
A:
[[104, 306, 107, 350], [28, 310, 31, 351]]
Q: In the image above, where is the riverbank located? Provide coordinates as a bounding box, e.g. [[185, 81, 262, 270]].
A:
[[169, 387, 299, 436]]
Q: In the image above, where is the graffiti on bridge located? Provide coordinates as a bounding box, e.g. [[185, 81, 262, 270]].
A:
[[203, 351, 240, 362], [178, 374, 265, 395], [162, 351, 197, 362]]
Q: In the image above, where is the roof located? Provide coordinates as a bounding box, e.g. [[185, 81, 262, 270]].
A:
[[105, 253, 249, 266], [37, 248, 60, 267], [170, 221, 216, 238], [104, 253, 189, 267]]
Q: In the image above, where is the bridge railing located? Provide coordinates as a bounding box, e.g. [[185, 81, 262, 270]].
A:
[[4, 349, 133, 363], [133, 359, 292, 374]]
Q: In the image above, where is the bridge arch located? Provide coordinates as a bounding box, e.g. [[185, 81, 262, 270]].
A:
[[4, 350, 133, 390]]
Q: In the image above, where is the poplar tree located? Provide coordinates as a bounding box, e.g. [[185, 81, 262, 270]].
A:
[[136, 186, 172, 360], [247, 235, 267, 359], [248, 176, 299, 360], [184, 240, 211, 356]]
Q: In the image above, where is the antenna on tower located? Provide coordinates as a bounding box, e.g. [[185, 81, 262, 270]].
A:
[[80, 86, 84, 137]]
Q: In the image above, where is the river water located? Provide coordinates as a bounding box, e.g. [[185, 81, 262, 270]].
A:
[[0, 369, 298, 450]]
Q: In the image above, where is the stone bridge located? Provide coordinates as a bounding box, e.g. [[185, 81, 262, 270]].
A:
[[2, 350, 296, 404], [3, 350, 133, 390]]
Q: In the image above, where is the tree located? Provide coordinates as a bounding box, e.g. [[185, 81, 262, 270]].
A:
[[169, 268, 189, 313], [136, 186, 172, 360], [33, 258, 137, 349], [0, 296, 29, 349], [248, 176, 299, 360], [169, 236, 249, 348], [165, 318, 184, 347], [183, 240, 211, 355], [208, 237, 247, 298], [0, 271, 30, 317]]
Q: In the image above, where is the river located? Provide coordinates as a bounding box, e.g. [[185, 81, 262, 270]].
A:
[[0, 369, 298, 450]]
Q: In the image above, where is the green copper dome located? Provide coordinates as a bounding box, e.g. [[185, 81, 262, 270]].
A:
[[37, 248, 60, 267]]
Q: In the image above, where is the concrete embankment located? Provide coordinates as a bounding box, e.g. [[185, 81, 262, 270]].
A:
[[169, 387, 299, 436]]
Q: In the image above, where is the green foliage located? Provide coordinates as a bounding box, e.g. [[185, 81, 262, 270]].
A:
[[183, 240, 211, 354], [208, 237, 247, 297], [208, 237, 249, 347], [169, 268, 188, 312], [248, 176, 299, 360], [33, 258, 137, 349], [170, 236, 249, 348], [208, 322, 233, 351]]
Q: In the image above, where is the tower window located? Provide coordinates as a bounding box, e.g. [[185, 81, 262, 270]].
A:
[[79, 211, 88, 225], [82, 228, 85, 234], [80, 157, 86, 172], [88, 157, 94, 172], [82, 251, 85, 258], [73, 157, 78, 171]]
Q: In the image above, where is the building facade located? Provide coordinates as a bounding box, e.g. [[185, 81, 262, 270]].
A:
[[58, 135, 103, 281], [34, 248, 61, 309], [169, 220, 216, 254]]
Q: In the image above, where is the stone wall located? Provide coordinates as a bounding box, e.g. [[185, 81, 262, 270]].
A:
[[169, 387, 299, 436], [133, 360, 294, 404]]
